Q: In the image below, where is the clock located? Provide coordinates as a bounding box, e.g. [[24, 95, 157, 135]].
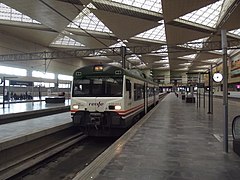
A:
[[213, 72, 223, 82]]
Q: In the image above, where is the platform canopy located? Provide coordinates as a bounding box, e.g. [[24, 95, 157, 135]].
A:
[[0, 0, 239, 77]]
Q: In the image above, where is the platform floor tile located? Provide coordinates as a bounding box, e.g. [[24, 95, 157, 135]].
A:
[[95, 93, 240, 180]]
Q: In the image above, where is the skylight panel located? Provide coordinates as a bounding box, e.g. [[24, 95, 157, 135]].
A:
[[154, 60, 169, 64], [180, 63, 192, 66], [180, 54, 197, 59], [128, 55, 141, 61], [110, 41, 126, 47], [180, 38, 208, 49], [112, 0, 162, 13], [154, 66, 169, 70], [202, 58, 221, 63], [179, 0, 223, 28], [68, 7, 112, 33], [229, 29, 240, 37], [191, 69, 206, 72], [108, 62, 122, 67], [150, 45, 168, 54], [51, 35, 85, 47], [90, 50, 107, 56], [175, 67, 189, 71], [0, 3, 40, 24], [135, 63, 147, 69], [195, 65, 210, 69], [135, 22, 166, 42]]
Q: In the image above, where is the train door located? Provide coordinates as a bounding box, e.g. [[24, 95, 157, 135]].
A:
[[153, 86, 156, 106], [144, 83, 147, 114], [125, 78, 132, 110]]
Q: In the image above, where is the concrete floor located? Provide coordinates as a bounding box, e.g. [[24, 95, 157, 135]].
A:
[[95, 93, 240, 180]]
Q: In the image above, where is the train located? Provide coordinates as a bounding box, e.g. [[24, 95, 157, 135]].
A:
[[70, 64, 160, 136]]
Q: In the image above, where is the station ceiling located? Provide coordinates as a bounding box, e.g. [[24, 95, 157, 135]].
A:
[[0, 0, 240, 77]]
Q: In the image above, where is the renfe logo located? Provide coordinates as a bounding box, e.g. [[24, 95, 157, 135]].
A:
[[89, 101, 104, 107]]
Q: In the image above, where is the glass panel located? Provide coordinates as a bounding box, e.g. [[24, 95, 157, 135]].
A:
[[0, 80, 9, 86], [59, 83, 70, 88], [68, 7, 112, 33], [51, 35, 85, 47], [32, 71, 55, 79], [0, 65, 27, 76], [229, 29, 240, 37], [58, 74, 73, 81], [0, 3, 40, 24], [179, 54, 197, 59], [112, 0, 162, 13], [135, 21, 166, 41], [180, 38, 208, 49], [179, 0, 223, 28]]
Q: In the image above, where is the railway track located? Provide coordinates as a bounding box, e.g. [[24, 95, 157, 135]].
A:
[[1, 94, 168, 180], [0, 126, 117, 180], [0, 127, 86, 180]]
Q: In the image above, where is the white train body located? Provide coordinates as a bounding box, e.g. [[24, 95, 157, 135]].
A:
[[71, 64, 159, 136]]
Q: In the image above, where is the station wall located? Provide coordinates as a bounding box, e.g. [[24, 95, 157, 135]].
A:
[[0, 32, 88, 76]]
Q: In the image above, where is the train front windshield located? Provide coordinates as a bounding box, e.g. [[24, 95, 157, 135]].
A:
[[72, 77, 123, 97]]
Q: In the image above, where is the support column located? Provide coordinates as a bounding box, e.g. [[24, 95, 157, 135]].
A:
[[164, 73, 170, 85], [2, 76, 5, 108], [121, 46, 126, 69], [221, 29, 228, 153], [208, 66, 213, 114]]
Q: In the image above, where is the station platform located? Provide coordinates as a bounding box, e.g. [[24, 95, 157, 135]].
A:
[[0, 98, 71, 124], [0, 112, 72, 151], [75, 92, 240, 180], [0, 97, 72, 152]]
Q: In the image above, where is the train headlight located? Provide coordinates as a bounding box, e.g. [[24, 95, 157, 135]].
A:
[[115, 105, 121, 110], [72, 104, 79, 109]]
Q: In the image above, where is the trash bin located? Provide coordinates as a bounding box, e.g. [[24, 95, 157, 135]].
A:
[[186, 95, 195, 103], [182, 94, 185, 100]]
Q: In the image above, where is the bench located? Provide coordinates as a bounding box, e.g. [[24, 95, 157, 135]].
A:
[[45, 97, 65, 103]]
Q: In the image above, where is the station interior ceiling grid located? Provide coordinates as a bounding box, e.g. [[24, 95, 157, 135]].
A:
[[0, 0, 240, 81]]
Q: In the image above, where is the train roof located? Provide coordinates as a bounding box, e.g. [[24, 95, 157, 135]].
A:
[[74, 64, 158, 85]]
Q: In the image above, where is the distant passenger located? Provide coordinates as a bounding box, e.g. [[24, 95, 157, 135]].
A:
[[10, 92, 13, 100], [13, 93, 17, 100], [39, 91, 41, 100], [19, 94, 23, 100]]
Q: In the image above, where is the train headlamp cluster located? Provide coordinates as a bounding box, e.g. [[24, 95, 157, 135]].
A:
[[94, 65, 103, 71], [72, 104, 79, 109], [109, 105, 121, 110], [114, 105, 121, 110]]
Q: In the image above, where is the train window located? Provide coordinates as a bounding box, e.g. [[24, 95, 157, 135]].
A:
[[93, 79, 103, 84], [93, 79, 103, 94], [126, 79, 131, 99], [134, 83, 144, 101], [73, 79, 90, 96], [72, 77, 123, 97]]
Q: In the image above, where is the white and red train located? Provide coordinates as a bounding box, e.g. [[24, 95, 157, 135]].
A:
[[70, 64, 159, 136]]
